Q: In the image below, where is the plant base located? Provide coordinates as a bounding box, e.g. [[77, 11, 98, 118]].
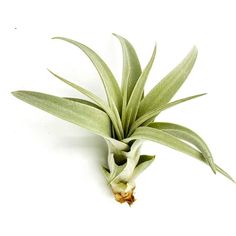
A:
[[112, 188, 136, 205]]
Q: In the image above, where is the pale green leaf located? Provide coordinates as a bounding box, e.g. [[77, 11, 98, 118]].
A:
[[48, 70, 124, 140], [149, 122, 216, 173], [48, 69, 106, 108], [101, 166, 110, 181], [12, 91, 111, 138], [215, 165, 235, 183], [106, 137, 130, 152], [52, 37, 122, 114], [138, 47, 198, 117], [124, 126, 202, 159], [107, 152, 127, 184], [133, 155, 155, 179], [124, 45, 156, 133], [128, 93, 206, 136], [123, 126, 234, 181], [64, 97, 103, 110], [113, 34, 142, 105]]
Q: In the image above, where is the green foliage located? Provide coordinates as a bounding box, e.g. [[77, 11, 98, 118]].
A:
[[12, 34, 234, 189], [137, 47, 198, 117], [12, 91, 111, 138]]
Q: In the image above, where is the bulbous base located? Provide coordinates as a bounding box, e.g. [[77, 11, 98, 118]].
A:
[[104, 140, 154, 205]]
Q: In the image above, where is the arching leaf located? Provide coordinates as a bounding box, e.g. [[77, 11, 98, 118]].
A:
[[12, 91, 111, 138], [128, 93, 206, 136], [53, 37, 122, 114], [149, 122, 216, 173], [138, 47, 198, 117], [124, 45, 156, 133], [48, 70, 124, 140], [123, 126, 234, 182]]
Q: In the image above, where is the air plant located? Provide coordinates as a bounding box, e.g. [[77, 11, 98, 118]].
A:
[[12, 34, 234, 205]]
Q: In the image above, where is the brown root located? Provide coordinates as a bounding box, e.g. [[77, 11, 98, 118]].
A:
[[113, 188, 136, 206]]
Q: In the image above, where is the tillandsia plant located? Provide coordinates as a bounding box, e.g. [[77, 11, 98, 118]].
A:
[[12, 34, 234, 205]]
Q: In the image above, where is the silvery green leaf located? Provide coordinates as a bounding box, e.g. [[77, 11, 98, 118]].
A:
[[109, 140, 143, 184], [138, 47, 198, 117], [132, 155, 155, 179], [149, 122, 216, 173], [128, 93, 206, 135], [12, 90, 111, 138], [101, 166, 110, 181], [124, 126, 202, 159], [123, 126, 234, 182], [215, 165, 235, 183], [113, 33, 142, 105], [52, 37, 122, 113], [48, 70, 124, 140], [106, 138, 130, 152], [124, 45, 156, 132], [64, 97, 103, 110], [109, 162, 127, 184]]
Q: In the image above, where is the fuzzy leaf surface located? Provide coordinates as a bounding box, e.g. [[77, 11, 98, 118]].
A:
[[149, 122, 216, 173], [64, 97, 103, 110], [133, 155, 155, 179], [123, 126, 234, 181], [138, 47, 198, 117], [12, 91, 111, 138], [128, 93, 206, 135], [124, 46, 156, 132], [113, 34, 142, 105], [53, 37, 122, 113], [48, 70, 123, 139]]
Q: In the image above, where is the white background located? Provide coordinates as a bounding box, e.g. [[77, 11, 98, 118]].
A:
[[1, 0, 236, 235]]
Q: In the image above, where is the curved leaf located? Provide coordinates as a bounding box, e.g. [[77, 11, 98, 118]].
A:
[[124, 45, 156, 133], [64, 97, 103, 110], [12, 91, 111, 138], [132, 155, 155, 179], [128, 93, 206, 136], [52, 37, 122, 113], [48, 70, 124, 140], [215, 165, 235, 183], [138, 47, 198, 117], [101, 166, 110, 181], [113, 34, 142, 105], [149, 122, 216, 173], [123, 126, 234, 181], [124, 126, 202, 159]]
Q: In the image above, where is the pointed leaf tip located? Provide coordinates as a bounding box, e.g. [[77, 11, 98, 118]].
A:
[[124, 44, 157, 131], [149, 122, 217, 174], [12, 90, 24, 98], [47, 69, 124, 140], [51, 36, 122, 116], [138, 46, 198, 117], [12, 90, 112, 138]]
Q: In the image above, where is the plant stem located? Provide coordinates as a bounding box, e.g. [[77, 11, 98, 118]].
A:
[[104, 140, 143, 205]]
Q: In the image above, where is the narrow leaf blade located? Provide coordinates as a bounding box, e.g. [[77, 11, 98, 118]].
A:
[[48, 70, 124, 140], [52, 37, 122, 113], [149, 122, 216, 173], [133, 155, 155, 179], [64, 97, 103, 111], [124, 45, 156, 132], [216, 165, 235, 183], [128, 93, 206, 135], [138, 47, 198, 117], [113, 33, 142, 104], [124, 126, 202, 159], [12, 91, 111, 138], [123, 126, 234, 181]]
